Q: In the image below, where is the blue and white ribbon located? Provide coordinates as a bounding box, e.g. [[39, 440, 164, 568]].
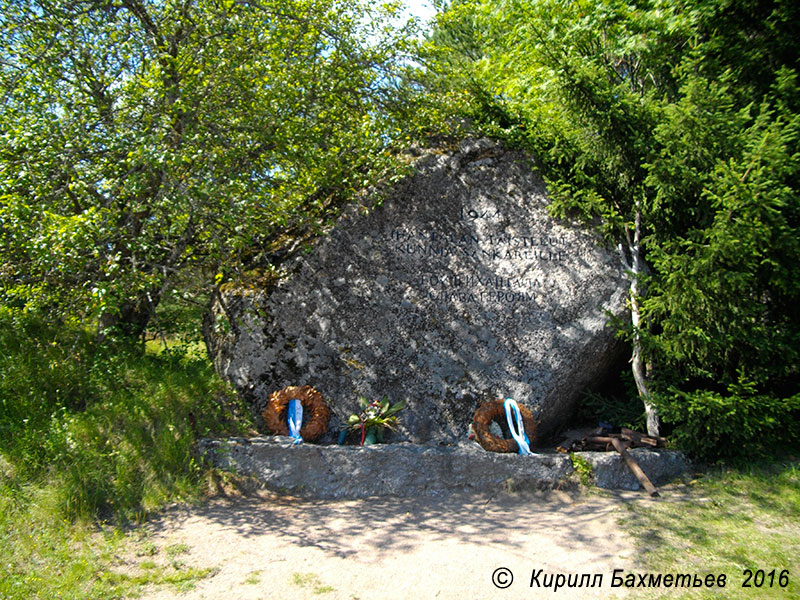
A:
[[287, 398, 303, 445], [504, 398, 534, 455]]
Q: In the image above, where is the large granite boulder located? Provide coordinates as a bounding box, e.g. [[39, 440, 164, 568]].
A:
[[204, 139, 629, 443]]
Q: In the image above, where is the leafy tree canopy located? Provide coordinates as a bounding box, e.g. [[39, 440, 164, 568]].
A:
[[1, 0, 417, 337]]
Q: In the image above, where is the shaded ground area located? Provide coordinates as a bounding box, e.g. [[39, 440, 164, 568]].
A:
[[127, 488, 645, 600]]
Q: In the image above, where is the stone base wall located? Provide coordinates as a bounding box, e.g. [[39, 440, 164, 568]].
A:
[[199, 437, 689, 499]]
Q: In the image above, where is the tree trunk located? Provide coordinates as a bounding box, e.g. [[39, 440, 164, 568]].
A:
[[97, 290, 159, 341], [623, 207, 661, 436], [631, 294, 660, 436]]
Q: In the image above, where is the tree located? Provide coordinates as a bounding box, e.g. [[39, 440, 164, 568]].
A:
[[422, 0, 800, 442], [1, 0, 415, 337]]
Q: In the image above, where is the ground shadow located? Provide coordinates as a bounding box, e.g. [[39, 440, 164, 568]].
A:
[[143, 487, 644, 565]]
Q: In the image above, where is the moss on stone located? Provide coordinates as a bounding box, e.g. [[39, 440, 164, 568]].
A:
[[219, 268, 284, 294]]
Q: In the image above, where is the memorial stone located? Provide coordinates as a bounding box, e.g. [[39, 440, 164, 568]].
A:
[[204, 139, 630, 443]]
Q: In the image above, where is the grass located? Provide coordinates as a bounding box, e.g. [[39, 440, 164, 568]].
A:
[[144, 336, 208, 361], [164, 543, 191, 558], [0, 314, 253, 599], [243, 570, 262, 585], [622, 460, 800, 599], [570, 452, 595, 487], [292, 572, 336, 595], [0, 494, 213, 599]]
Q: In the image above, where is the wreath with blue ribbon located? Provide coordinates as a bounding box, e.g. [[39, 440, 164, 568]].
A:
[[472, 399, 538, 453], [263, 385, 330, 442]]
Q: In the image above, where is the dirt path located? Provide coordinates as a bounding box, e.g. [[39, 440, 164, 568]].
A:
[[128, 487, 648, 600]]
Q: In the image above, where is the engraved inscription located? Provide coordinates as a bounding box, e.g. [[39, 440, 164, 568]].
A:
[[378, 204, 582, 305]]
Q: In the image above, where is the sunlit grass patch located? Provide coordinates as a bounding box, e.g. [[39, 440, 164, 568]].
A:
[[144, 335, 208, 360], [244, 570, 263, 585], [292, 571, 336, 595], [0, 496, 214, 600], [622, 461, 800, 599], [0, 316, 252, 599]]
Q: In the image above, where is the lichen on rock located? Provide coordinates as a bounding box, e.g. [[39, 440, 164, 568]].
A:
[[204, 138, 629, 444]]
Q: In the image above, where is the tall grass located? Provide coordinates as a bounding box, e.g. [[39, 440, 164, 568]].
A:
[[0, 312, 252, 598]]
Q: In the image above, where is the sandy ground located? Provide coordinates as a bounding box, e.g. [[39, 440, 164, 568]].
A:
[[127, 487, 651, 600]]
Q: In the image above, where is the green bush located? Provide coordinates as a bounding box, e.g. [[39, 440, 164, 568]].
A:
[[655, 388, 800, 462], [0, 311, 251, 519]]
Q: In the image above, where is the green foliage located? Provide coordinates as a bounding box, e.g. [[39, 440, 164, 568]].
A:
[[0, 501, 212, 600], [1, 513, 215, 599], [346, 396, 405, 444], [579, 390, 647, 433], [569, 453, 594, 487], [645, 93, 800, 391], [0, 313, 252, 597], [0, 0, 418, 336], [423, 0, 800, 456], [654, 388, 800, 462]]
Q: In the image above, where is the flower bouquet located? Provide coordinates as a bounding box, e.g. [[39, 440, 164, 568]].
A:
[[342, 396, 405, 445]]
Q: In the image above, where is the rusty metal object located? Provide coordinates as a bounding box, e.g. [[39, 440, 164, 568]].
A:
[[570, 429, 666, 452], [263, 385, 330, 442], [610, 437, 660, 497], [472, 400, 538, 453], [564, 427, 665, 496]]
